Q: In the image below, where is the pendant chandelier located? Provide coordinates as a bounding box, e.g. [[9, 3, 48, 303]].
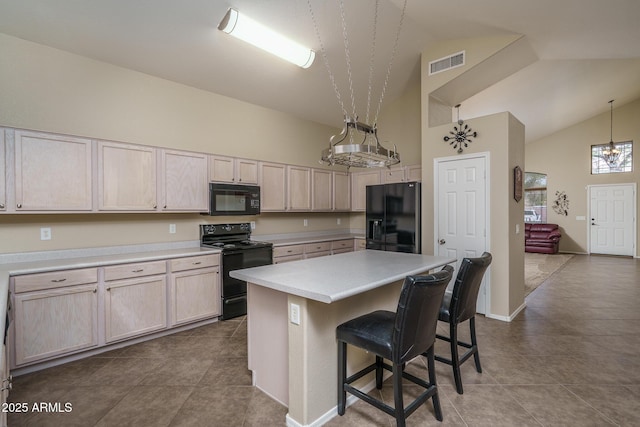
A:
[[602, 99, 621, 167], [309, 0, 406, 168]]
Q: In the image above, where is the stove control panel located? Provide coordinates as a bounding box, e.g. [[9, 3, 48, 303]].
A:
[[201, 223, 251, 236]]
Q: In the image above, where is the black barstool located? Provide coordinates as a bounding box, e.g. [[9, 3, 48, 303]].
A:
[[433, 252, 492, 394], [336, 266, 453, 426]]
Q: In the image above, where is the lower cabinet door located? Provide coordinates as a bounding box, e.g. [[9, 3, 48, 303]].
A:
[[13, 284, 98, 366], [105, 275, 167, 343], [170, 267, 220, 326]]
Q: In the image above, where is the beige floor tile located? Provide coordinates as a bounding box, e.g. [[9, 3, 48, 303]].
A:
[[168, 385, 253, 427]]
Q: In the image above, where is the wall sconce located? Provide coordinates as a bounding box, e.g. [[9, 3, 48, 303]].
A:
[[218, 8, 315, 69]]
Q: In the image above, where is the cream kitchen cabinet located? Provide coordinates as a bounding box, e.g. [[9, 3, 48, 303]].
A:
[[160, 149, 208, 211], [98, 141, 157, 211], [259, 161, 287, 211], [304, 241, 332, 258], [14, 130, 93, 211], [382, 166, 405, 184], [351, 169, 381, 211], [333, 171, 351, 211], [0, 129, 5, 212], [406, 164, 422, 182], [104, 261, 167, 343], [273, 244, 304, 263], [355, 238, 367, 251], [11, 268, 99, 367], [331, 239, 354, 254], [169, 254, 220, 326], [312, 168, 332, 211], [210, 155, 258, 184], [287, 165, 311, 211], [1, 340, 9, 427]]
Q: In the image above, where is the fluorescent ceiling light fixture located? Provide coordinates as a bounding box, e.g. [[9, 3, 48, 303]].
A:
[[218, 8, 315, 69]]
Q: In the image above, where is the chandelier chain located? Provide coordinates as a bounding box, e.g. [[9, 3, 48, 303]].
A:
[[338, 0, 357, 119], [306, 0, 347, 117], [365, 0, 380, 124], [373, 0, 407, 125]]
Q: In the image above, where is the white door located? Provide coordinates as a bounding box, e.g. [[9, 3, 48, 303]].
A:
[[435, 154, 489, 314], [589, 184, 636, 256]]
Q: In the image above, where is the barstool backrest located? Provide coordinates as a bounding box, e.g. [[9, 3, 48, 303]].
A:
[[393, 265, 453, 364], [449, 252, 492, 324]]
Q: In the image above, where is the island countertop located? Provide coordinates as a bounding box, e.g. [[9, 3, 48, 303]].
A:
[[230, 250, 456, 303]]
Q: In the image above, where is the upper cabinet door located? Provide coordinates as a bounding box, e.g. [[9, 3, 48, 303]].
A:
[[287, 166, 311, 211], [98, 141, 157, 211], [406, 165, 422, 182], [209, 155, 235, 183], [161, 149, 208, 211], [382, 167, 405, 184], [259, 162, 286, 211], [312, 169, 332, 211], [14, 130, 93, 211], [0, 129, 5, 212], [351, 170, 381, 211], [210, 155, 258, 185], [333, 171, 351, 211], [236, 158, 258, 184]]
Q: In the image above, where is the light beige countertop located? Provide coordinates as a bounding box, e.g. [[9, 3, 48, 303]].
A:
[[232, 250, 456, 303], [255, 232, 364, 247]]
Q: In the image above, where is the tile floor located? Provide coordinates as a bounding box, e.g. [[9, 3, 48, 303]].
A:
[[7, 254, 640, 426]]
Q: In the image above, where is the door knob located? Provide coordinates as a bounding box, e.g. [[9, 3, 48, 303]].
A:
[[439, 239, 446, 245]]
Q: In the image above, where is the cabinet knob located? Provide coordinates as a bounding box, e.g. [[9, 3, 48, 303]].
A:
[[164, 205, 167, 209], [51, 278, 67, 283], [17, 203, 22, 208], [93, 288, 97, 293], [0, 203, 4, 209], [106, 287, 111, 291], [153, 204, 157, 209]]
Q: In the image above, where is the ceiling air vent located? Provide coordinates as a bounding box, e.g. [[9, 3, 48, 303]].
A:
[[428, 50, 465, 75]]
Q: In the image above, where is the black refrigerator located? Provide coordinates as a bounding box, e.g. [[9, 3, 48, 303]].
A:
[[366, 181, 421, 253]]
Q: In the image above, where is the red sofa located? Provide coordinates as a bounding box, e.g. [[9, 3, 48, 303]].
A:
[[524, 223, 562, 254]]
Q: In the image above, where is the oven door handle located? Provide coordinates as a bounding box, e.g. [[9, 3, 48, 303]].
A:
[[224, 295, 247, 305]]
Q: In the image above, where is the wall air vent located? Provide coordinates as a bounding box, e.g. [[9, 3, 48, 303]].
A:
[[428, 50, 465, 75]]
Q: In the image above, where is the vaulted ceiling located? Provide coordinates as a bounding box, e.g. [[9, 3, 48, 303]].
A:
[[1, 0, 639, 143]]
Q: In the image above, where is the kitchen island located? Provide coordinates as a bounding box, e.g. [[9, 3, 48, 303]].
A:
[[230, 250, 456, 427]]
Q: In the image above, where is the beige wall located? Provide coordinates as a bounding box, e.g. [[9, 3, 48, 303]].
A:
[[0, 33, 421, 254], [421, 36, 527, 319], [525, 98, 640, 254]]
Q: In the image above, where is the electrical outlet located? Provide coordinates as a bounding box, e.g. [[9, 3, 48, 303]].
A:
[[290, 303, 300, 325], [169, 224, 176, 234], [337, 218, 341, 225], [303, 219, 308, 227], [40, 227, 52, 241], [250, 221, 256, 230]]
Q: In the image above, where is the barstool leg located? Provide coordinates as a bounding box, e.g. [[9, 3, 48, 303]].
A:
[[392, 362, 406, 427], [375, 356, 383, 389], [450, 322, 464, 394], [470, 316, 482, 373], [337, 341, 347, 415], [425, 346, 443, 421]]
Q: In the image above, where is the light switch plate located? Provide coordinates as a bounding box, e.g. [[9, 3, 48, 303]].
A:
[[169, 224, 176, 234], [40, 227, 51, 241]]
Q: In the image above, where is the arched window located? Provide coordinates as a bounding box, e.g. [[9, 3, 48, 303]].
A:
[[524, 172, 546, 223]]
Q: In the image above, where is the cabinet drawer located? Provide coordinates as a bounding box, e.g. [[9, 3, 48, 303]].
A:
[[104, 260, 167, 281], [305, 250, 332, 259], [332, 239, 354, 250], [170, 254, 220, 272], [356, 239, 367, 250], [304, 242, 332, 254], [14, 268, 98, 293], [273, 254, 304, 264], [273, 245, 304, 258], [332, 248, 353, 255]]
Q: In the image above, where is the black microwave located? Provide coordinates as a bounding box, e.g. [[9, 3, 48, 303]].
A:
[[207, 183, 260, 216]]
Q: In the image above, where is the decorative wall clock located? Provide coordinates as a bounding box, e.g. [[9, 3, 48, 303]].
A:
[[443, 104, 478, 153]]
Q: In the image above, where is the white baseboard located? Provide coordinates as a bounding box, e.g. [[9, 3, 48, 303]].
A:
[[485, 301, 526, 322]]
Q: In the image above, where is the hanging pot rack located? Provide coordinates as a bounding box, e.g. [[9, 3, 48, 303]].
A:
[[321, 116, 399, 168], [309, 0, 407, 169]]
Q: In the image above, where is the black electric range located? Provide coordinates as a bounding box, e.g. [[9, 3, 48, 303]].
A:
[[200, 223, 273, 320]]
